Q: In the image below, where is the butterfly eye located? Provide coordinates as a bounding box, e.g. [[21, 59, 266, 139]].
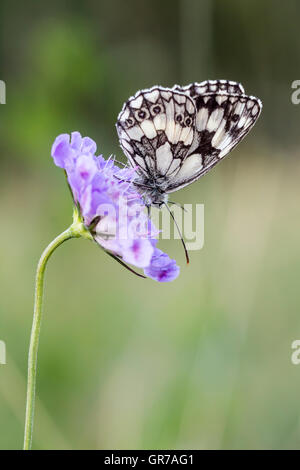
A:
[[125, 118, 134, 128], [151, 104, 162, 115], [184, 116, 193, 127], [135, 108, 150, 121], [175, 113, 184, 123]]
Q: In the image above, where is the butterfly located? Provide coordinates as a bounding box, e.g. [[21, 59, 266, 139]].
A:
[[116, 80, 262, 204], [116, 80, 262, 261]]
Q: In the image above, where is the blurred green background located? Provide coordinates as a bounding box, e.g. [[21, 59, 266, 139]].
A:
[[1, 0, 300, 450]]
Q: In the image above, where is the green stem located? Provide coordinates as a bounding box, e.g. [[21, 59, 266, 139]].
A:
[[23, 209, 92, 450]]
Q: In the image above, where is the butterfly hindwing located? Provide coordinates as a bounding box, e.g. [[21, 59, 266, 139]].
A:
[[165, 90, 262, 192], [116, 87, 197, 179], [174, 79, 245, 97]]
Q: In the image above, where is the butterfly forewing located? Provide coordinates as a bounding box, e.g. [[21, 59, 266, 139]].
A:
[[116, 87, 196, 179]]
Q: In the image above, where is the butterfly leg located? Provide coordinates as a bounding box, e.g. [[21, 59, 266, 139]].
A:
[[168, 201, 188, 213], [163, 202, 189, 265]]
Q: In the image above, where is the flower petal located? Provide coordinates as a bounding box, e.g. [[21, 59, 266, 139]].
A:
[[51, 134, 74, 170], [120, 238, 154, 268], [144, 249, 180, 282]]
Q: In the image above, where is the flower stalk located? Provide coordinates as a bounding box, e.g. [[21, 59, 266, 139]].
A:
[[23, 208, 91, 450]]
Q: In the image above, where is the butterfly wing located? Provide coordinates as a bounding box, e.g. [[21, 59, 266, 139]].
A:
[[165, 83, 262, 192], [116, 86, 197, 180], [174, 79, 245, 96]]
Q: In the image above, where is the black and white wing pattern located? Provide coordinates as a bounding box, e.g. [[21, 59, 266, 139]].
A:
[[116, 87, 196, 180], [174, 79, 245, 96], [116, 81, 262, 197], [166, 80, 262, 192]]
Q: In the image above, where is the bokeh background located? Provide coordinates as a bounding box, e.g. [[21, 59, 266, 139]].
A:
[[1, 0, 300, 450]]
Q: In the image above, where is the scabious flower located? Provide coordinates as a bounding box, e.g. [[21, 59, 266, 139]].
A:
[[51, 131, 180, 281], [24, 131, 181, 451]]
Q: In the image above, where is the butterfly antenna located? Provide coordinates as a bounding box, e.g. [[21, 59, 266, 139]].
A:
[[168, 201, 187, 213], [94, 232, 146, 278], [105, 251, 146, 278], [163, 202, 189, 264]]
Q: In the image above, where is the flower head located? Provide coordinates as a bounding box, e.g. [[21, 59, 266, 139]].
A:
[[51, 132, 179, 281]]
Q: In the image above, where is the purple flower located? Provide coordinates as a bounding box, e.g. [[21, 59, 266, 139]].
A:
[[144, 249, 180, 282], [51, 132, 180, 282]]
